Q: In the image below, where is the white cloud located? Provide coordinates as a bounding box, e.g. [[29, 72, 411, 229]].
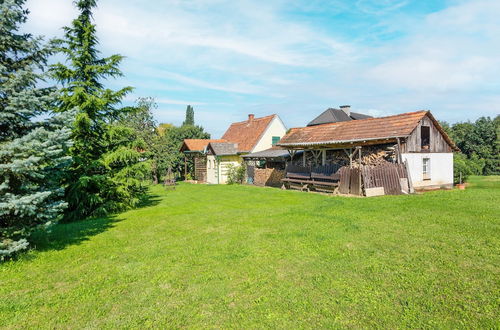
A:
[[21, 0, 500, 134], [366, 0, 500, 92], [24, 0, 76, 37]]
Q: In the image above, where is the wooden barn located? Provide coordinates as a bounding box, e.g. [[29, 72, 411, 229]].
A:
[[277, 110, 459, 195]]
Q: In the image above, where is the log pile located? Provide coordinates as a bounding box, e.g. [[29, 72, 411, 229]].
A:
[[254, 168, 285, 186], [287, 143, 398, 168], [359, 147, 396, 166]]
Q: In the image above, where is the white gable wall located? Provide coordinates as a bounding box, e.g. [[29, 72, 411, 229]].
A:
[[402, 153, 453, 188], [251, 116, 287, 153]]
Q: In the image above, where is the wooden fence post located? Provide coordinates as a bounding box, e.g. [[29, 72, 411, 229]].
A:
[[404, 159, 415, 193]]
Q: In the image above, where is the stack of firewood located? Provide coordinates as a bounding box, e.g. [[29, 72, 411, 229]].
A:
[[360, 148, 395, 166]]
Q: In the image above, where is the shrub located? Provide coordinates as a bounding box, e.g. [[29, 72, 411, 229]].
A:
[[453, 153, 484, 184], [226, 164, 246, 184]]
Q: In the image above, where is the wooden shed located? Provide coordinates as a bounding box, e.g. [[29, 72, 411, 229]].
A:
[[179, 139, 227, 182], [277, 110, 459, 195]]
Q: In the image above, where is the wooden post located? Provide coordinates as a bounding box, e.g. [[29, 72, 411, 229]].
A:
[[184, 155, 187, 177], [396, 137, 403, 164], [302, 150, 306, 166], [322, 149, 326, 165], [404, 159, 415, 193], [357, 146, 362, 195]]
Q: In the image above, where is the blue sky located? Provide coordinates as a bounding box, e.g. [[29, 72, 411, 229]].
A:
[[25, 0, 500, 137]]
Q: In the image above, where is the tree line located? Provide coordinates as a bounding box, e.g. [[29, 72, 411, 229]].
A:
[[441, 117, 500, 182], [0, 0, 208, 259]]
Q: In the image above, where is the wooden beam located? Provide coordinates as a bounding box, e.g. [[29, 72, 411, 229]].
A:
[[357, 146, 362, 195], [404, 159, 415, 194], [184, 155, 187, 177], [396, 137, 403, 164]]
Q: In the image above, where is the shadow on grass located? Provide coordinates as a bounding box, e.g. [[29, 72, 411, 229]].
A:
[[29, 193, 162, 253]]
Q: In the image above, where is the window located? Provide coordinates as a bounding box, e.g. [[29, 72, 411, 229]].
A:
[[208, 159, 211, 169], [421, 126, 430, 150], [422, 158, 430, 180], [272, 136, 280, 145]]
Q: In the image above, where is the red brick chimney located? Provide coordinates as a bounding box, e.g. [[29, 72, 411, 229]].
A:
[[248, 114, 255, 122]]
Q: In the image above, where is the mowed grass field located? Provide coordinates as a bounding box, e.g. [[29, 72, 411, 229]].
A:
[[1, 176, 499, 328]]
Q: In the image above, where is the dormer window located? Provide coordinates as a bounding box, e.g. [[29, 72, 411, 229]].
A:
[[421, 126, 430, 150]]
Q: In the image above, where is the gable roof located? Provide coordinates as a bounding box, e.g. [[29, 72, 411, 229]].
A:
[[241, 146, 304, 160], [180, 139, 227, 152], [221, 114, 276, 153], [207, 142, 239, 156], [278, 110, 458, 150], [307, 108, 372, 126]]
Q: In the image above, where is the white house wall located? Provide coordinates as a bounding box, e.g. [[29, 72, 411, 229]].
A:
[[205, 155, 241, 184], [251, 116, 287, 153], [402, 153, 453, 188], [217, 156, 241, 184], [206, 155, 217, 184]]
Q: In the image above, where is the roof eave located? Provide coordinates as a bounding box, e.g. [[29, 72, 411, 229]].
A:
[[277, 135, 404, 148]]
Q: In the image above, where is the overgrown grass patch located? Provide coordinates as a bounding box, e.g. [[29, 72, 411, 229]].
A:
[[1, 176, 498, 328]]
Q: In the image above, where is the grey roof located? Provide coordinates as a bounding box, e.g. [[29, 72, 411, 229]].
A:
[[350, 112, 372, 120], [207, 142, 238, 156], [307, 108, 372, 126], [242, 148, 303, 159]]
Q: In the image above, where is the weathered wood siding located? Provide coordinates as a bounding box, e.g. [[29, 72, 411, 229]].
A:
[[402, 115, 452, 153], [194, 155, 207, 182]]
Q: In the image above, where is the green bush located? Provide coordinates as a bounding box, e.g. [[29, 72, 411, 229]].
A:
[[226, 164, 246, 184], [454, 153, 484, 184]]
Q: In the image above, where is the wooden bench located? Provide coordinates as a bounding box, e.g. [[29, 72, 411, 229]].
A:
[[309, 164, 341, 192], [281, 165, 312, 191], [281, 164, 342, 193]]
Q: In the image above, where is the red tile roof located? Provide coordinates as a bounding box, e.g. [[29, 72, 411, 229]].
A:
[[180, 139, 227, 152], [221, 114, 276, 152], [278, 110, 457, 149]]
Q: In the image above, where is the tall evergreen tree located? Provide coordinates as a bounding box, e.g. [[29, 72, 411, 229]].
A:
[[0, 0, 72, 258], [182, 105, 194, 126], [51, 0, 148, 221]]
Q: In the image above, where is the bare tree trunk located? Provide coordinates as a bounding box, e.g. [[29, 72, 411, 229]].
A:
[[152, 161, 158, 184]]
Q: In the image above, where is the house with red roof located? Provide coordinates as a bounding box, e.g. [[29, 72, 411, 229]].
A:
[[181, 114, 287, 184], [277, 109, 458, 192]]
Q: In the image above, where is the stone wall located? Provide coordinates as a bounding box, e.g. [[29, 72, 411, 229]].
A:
[[254, 168, 285, 187]]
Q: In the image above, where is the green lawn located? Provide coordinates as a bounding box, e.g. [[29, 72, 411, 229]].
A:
[[1, 176, 499, 328]]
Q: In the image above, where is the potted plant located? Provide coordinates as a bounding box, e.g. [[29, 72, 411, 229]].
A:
[[456, 172, 466, 190]]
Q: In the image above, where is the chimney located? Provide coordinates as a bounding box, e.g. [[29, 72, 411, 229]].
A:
[[340, 105, 351, 116], [248, 114, 255, 122]]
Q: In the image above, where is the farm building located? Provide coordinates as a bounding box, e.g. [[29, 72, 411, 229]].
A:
[[204, 142, 240, 184], [181, 114, 287, 184], [277, 110, 458, 195], [179, 139, 227, 182], [242, 147, 303, 186], [307, 105, 372, 126]]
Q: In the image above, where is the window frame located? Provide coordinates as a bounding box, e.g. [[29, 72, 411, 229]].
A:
[[422, 157, 431, 180], [421, 125, 430, 151]]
